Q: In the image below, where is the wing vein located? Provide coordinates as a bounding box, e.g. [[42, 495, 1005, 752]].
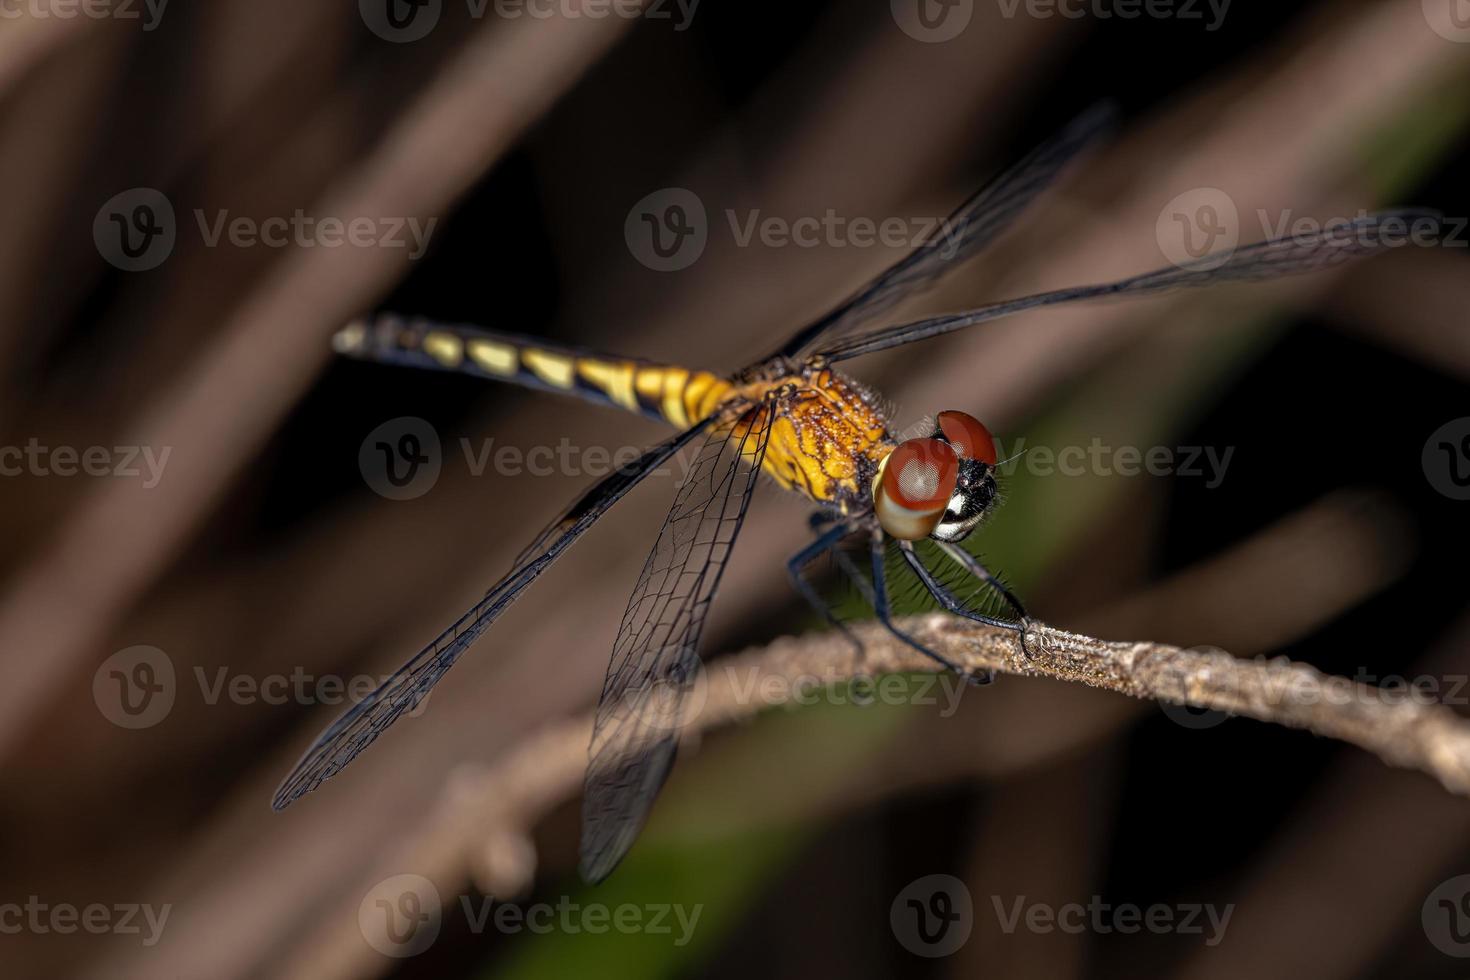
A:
[[271, 418, 715, 811], [578, 401, 776, 881]]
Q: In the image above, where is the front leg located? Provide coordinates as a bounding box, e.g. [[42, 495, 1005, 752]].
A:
[[786, 522, 864, 654], [868, 530, 987, 684], [933, 540, 1034, 657]]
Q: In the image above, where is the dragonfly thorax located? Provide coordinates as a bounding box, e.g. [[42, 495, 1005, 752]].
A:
[[739, 363, 896, 511]]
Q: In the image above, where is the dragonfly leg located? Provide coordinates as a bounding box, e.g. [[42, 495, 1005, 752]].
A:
[[896, 541, 996, 685], [932, 541, 1034, 658], [808, 510, 842, 533], [787, 522, 864, 655], [868, 530, 986, 684]]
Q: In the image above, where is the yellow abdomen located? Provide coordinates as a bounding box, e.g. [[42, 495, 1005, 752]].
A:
[[335, 318, 894, 507]]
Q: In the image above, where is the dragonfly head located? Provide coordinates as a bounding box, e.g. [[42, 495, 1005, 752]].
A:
[[874, 411, 999, 542]]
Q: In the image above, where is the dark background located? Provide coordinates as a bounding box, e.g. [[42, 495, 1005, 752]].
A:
[[1, 1, 1468, 977]]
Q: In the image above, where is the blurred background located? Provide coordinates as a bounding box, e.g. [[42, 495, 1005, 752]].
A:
[[2, 0, 1469, 976]]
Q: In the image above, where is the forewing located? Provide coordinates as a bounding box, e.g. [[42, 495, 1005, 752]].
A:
[[579, 404, 775, 882], [768, 102, 1117, 361], [271, 420, 713, 811], [819, 208, 1445, 361]]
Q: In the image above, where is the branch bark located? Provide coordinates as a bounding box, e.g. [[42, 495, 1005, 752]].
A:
[[400, 614, 1470, 904], [267, 489, 1443, 980]]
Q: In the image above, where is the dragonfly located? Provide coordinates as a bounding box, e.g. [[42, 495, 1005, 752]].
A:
[[273, 103, 1439, 882]]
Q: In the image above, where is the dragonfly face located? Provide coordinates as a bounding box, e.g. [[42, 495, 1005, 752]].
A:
[[931, 410, 1000, 542], [873, 410, 999, 543], [930, 456, 998, 543]]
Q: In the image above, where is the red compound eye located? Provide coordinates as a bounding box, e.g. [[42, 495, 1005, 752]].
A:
[[884, 438, 958, 507], [937, 410, 998, 465], [874, 438, 959, 540]]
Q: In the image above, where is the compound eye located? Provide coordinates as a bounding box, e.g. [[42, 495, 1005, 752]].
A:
[[937, 410, 998, 465], [874, 438, 959, 541]]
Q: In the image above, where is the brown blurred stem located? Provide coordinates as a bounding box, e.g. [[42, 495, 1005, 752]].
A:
[[432, 615, 1470, 898], [272, 491, 1424, 980], [285, 615, 1470, 980]]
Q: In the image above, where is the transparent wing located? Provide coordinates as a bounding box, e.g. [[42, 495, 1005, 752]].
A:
[[817, 208, 1444, 362], [766, 102, 1117, 362], [272, 419, 714, 811], [578, 402, 775, 882]]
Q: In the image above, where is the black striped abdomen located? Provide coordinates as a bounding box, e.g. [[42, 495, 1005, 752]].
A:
[[335, 315, 733, 429]]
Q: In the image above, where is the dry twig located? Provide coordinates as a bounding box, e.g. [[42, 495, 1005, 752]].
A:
[[278, 609, 1470, 980], [269, 494, 1423, 980], [429, 615, 1470, 900]]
